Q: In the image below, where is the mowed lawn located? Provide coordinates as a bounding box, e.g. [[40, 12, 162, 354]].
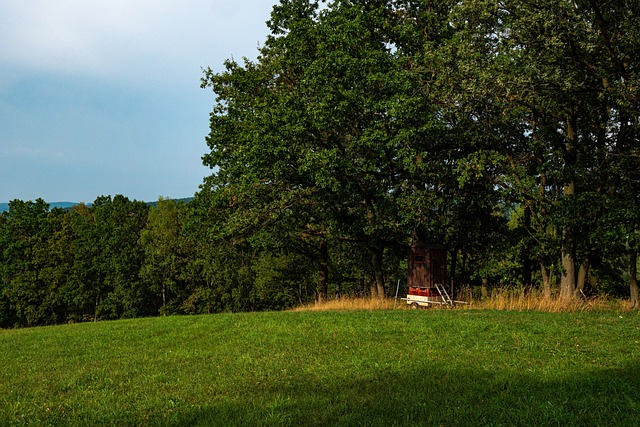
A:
[[1, 309, 639, 426]]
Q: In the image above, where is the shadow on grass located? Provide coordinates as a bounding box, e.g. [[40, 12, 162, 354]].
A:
[[161, 361, 640, 427]]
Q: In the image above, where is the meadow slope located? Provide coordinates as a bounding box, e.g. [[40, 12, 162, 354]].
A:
[[1, 309, 639, 426]]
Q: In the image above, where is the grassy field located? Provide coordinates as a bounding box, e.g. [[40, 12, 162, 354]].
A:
[[1, 307, 639, 426]]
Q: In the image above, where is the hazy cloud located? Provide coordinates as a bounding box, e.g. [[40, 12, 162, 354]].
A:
[[0, 0, 278, 202], [0, 0, 274, 85]]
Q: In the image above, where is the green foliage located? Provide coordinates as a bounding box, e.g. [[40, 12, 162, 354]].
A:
[[201, 0, 477, 300], [446, 0, 640, 297], [0, 196, 152, 327], [250, 253, 305, 310], [90, 195, 149, 320], [140, 198, 188, 315], [0, 199, 62, 327], [1, 0, 639, 326]]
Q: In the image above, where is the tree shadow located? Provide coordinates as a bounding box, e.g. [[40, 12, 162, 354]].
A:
[[161, 361, 640, 426]]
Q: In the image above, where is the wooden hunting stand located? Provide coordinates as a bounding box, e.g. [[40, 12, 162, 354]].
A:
[[403, 243, 453, 307]]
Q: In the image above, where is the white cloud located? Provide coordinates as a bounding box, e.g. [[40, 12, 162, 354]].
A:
[[0, 0, 279, 202], [0, 0, 275, 86]]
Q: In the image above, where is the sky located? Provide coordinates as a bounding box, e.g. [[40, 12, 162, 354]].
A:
[[0, 0, 279, 203]]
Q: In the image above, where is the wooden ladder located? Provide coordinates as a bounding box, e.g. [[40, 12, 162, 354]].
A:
[[435, 282, 454, 307]]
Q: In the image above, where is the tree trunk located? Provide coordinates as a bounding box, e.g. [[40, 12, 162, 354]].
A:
[[560, 110, 578, 302], [481, 277, 489, 300], [369, 278, 377, 298], [576, 257, 590, 297], [534, 112, 551, 300], [371, 248, 385, 299], [450, 248, 458, 302], [560, 228, 577, 301], [162, 282, 167, 314], [523, 204, 532, 287], [540, 258, 552, 299], [630, 247, 639, 309], [316, 239, 329, 303], [461, 250, 468, 283], [358, 276, 365, 297]]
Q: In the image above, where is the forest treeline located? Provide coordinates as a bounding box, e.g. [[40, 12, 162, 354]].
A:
[[0, 196, 313, 328], [2, 0, 640, 327]]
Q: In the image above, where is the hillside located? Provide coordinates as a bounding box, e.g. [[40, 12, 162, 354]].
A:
[[0, 198, 193, 213], [1, 310, 638, 426], [0, 201, 82, 212]]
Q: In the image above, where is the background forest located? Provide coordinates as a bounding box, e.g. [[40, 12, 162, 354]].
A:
[[1, 0, 639, 328]]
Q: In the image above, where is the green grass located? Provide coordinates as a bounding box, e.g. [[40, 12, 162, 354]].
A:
[[1, 309, 639, 426]]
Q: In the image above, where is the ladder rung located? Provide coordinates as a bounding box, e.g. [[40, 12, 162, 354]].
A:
[[435, 283, 453, 306]]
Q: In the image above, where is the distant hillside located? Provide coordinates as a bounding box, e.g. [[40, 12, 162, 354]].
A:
[[145, 197, 194, 208], [0, 201, 81, 212], [51, 202, 83, 210], [1, 198, 194, 213]]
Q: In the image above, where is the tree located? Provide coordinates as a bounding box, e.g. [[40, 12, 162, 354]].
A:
[[139, 198, 188, 315], [0, 199, 57, 326], [34, 207, 76, 323], [201, 0, 455, 299], [181, 186, 313, 313], [66, 203, 105, 321], [90, 195, 150, 319], [440, 0, 640, 301]]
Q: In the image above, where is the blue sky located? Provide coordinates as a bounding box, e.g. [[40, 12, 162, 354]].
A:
[[0, 0, 278, 203]]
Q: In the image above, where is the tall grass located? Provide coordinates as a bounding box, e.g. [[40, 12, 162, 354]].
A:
[[299, 288, 629, 313], [458, 286, 628, 312], [291, 296, 398, 311]]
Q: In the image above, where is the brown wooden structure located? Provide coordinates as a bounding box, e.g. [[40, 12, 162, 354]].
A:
[[406, 244, 449, 306]]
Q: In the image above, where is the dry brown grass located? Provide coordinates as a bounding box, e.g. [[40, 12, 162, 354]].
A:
[[291, 296, 399, 312], [457, 287, 627, 312], [293, 288, 630, 312]]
